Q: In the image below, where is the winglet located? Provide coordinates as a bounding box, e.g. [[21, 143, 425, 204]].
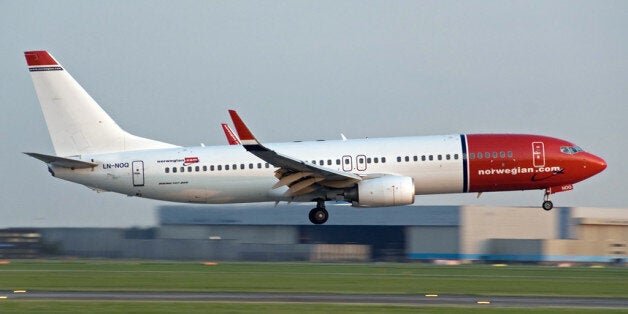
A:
[[228, 110, 259, 146], [221, 123, 241, 145]]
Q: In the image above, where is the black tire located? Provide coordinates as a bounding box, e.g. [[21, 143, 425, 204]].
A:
[[309, 208, 329, 225], [542, 201, 553, 211]]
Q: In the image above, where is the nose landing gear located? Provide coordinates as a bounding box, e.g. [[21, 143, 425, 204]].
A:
[[542, 188, 553, 211]]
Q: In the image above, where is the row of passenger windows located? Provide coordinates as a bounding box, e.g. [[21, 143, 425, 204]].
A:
[[468, 151, 513, 159], [397, 154, 460, 162], [395, 151, 514, 162], [310, 157, 387, 166], [163, 151, 515, 174], [165, 162, 272, 174]]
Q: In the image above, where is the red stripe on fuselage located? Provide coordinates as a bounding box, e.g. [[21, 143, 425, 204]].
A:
[[466, 134, 594, 192]]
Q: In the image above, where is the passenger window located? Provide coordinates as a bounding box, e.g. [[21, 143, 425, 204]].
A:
[[366, 158, 372, 164], [454, 154, 459, 160], [374, 157, 379, 163], [485, 152, 490, 159], [233, 164, 237, 170], [477, 153, 482, 159], [249, 163, 253, 169], [210, 165, 215, 171], [404, 156, 409, 162], [446, 154, 451, 160], [438, 155, 442, 161], [265, 163, 270, 168], [195, 166, 200, 172], [421, 155, 426, 161], [225, 165, 230, 170], [173, 167, 177, 173], [336, 159, 341, 165], [240, 164, 245, 170], [258, 163, 262, 169], [492, 152, 498, 159], [180, 167, 185, 173], [500, 152, 505, 158], [217, 165, 222, 171], [397, 156, 402, 162], [507, 151, 513, 158], [165, 168, 170, 173], [413, 156, 418, 162], [327, 160, 332, 165], [382, 157, 386, 163], [203, 166, 207, 171], [429, 155, 433, 161]]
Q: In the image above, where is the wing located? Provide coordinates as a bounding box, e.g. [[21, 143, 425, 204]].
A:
[[228, 110, 361, 197]]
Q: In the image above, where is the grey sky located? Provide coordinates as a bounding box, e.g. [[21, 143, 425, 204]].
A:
[[1, 1, 626, 227]]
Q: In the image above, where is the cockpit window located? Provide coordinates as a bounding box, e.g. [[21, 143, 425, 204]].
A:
[[560, 146, 584, 155]]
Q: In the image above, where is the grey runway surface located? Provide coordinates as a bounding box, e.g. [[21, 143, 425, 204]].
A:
[[3, 291, 628, 308]]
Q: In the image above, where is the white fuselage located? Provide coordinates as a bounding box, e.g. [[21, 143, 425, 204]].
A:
[[54, 135, 465, 204]]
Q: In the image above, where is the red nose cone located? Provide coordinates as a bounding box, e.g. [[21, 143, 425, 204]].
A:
[[588, 154, 607, 175]]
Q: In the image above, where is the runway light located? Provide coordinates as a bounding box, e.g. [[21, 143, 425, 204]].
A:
[[203, 262, 218, 266], [0, 296, 7, 299], [492, 264, 507, 267], [425, 294, 438, 297], [0, 260, 10, 265], [13, 290, 26, 293], [477, 300, 491, 305]]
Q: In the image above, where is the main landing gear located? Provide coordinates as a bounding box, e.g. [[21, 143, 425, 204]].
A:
[[542, 188, 553, 211], [308, 199, 328, 225]]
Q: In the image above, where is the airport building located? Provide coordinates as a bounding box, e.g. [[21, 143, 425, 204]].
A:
[[3, 205, 626, 263]]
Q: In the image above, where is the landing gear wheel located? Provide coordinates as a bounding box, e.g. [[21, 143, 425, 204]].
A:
[[308, 207, 328, 225], [542, 200, 553, 211]]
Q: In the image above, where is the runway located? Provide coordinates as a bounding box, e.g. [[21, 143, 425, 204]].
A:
[[4, 291, 628, 308]]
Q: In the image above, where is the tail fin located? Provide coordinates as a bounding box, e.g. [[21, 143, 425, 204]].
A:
[[24, 51, 177, 156]]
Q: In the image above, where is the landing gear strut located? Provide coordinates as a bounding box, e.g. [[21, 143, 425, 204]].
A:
[[308, 199, 328, 225], [542, 188, 553, 211]]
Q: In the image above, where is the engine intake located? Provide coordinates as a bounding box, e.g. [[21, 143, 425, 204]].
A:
[[351, 175, 415, 207]]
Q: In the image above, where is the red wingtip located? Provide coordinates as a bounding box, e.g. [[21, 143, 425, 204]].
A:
[[221, 123, 241, 145], [228, 110, 256, 142], [24, 51, 58, 66]]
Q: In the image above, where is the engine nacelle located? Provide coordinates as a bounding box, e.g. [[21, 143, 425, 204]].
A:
[[351, 175, 415, 207]]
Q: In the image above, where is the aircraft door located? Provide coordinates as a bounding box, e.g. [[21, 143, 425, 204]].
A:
[[356, 154, 367, 171], [132, 161, 145, 186], [532, 142, 545, 168], [342, 155, 353, 172]]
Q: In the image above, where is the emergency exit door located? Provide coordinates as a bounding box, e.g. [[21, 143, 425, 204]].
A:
[[132, 161, 145, 186], [532, 142, 545, 168]]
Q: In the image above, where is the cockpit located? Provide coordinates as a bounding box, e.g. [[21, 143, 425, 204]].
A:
[[560, 146, 584, 154]]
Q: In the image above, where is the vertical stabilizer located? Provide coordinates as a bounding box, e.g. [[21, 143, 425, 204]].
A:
[[24, 51, 177, 156]]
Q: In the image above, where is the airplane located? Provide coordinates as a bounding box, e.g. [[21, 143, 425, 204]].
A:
[[23, 50, 607, 224]]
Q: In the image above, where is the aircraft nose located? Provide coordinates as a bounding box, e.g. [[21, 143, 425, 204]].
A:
[[585, 154, 607, 175]]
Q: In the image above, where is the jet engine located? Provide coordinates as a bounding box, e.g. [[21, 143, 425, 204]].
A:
[[349, 175, 415, 207]]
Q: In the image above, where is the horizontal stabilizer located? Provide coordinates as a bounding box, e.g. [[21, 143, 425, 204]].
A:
[[24, 152, 98, 169]]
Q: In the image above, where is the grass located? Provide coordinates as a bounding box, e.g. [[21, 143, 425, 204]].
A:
[[0, 260, 627, 313], [0, 260, 626, 297]]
